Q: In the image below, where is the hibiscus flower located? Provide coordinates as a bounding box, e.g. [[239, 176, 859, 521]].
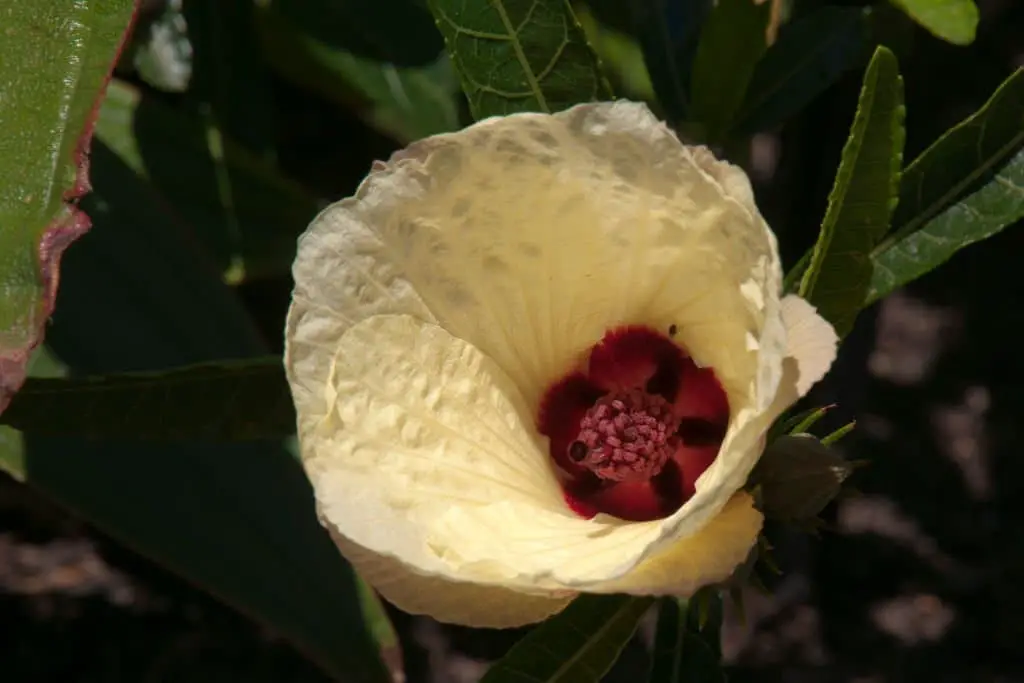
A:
[[284, 101, 837, 628]]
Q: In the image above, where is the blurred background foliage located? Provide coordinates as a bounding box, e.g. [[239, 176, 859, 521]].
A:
[[2, 0, 1024, 681]]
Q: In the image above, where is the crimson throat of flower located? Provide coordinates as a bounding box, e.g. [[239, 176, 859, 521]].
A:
[[538, 326, 729, 522]]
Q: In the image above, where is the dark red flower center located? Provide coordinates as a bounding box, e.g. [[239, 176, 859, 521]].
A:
[[538, 326, 730, 522]]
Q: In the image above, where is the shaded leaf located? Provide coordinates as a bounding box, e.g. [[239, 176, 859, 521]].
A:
[[275, 0, 443, 67], [634, 0, 714, 123], [688, 0, 771, 142], [95, 79, 318, 282], [575, 3, 656, 102], [798, 46, 905, 338], [0, 347, 67, 481], [427, 0, 612, 119], [735, 7, 871, 135], [751, 434, 855, 522], [889, 0, 978, 45], [257, 2, 459, 143], [481, 595, 653, 683], [649, 593, 725, 683], [883, 68, 1024, 253], [1, 358, 293, 441], [183, 0, 276, 156], [5, 142, 394, 683], [0, 0, 136, 413], [869, 147, 1024, 303]]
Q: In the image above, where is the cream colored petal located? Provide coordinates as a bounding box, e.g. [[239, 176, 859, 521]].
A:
[[594, 492, 762, 595], [308, 314, 751, 596], [780, 294, 838, 397], [286, 101, 784, 438], [286, 102, 794, 598], [306, 314, 562, 578], [327, 528, 574, 628]]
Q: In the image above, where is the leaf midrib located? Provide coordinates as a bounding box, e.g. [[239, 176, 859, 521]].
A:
[[872, 130, 1024, 257], [798, 64, 878, 298], [490, 0, 549, 112], [543, 599, 640, 683]]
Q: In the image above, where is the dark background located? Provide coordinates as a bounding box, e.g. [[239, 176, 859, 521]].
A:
[[3, 1, 1024, 681]]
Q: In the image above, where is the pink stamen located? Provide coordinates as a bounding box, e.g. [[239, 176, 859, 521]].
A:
[[571, 389, 681, 483]]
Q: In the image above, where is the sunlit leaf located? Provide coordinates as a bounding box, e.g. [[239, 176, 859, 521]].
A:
[[481, 595, 653, 683], [869, 148, 1024, 303], [889, 0, 978, 45], [788, 68, 1024, 303], [689, 0, 770, 142], [798, 46, 905, 338], [736, 7, 870, 134], [875, 68, 1024, 259], [426, 0, 612, 119], [0, 0, 135, 413]]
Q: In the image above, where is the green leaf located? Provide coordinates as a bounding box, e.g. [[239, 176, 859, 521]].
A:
[[0, 0, 135, 412], [735, 7, 871, 135], [257, 2, 460, 143], [426, 0, 612, 119], [688, 0, 771, 142], [94, 79, 319, 282], [889, 0, 979, 45], [750, 434, 855, 523], [183, 0, 276, 156], [634, 0, 713, 123], [481, 595, 653, 683], [868, 147, 1024, 303], [0, 346, 68, 481], [1, 358, 294, 441], [879, 68, 1024, 256], [797, 46, 905, 338], [274, 0, 443, 67], [4, 142, 395, 683], [649, 594, 725, 683], [575, 3, 655, 103]]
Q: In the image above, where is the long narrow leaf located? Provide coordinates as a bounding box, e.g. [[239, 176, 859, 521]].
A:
[[735, 7, 870, 135], [881, 67, 1024, 251], [426, 0, 612, 119], [635, 0, 713, 123], [798, 46, 904, 338], [649, 594, 725, 683], [481, 595, 653, 683], [868, 148, 1024, 303], [1, 358, 293, 441], [688, 0, 770, 142]]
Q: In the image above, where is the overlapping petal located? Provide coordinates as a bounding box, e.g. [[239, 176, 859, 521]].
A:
[[284, 101, 838, 627]]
